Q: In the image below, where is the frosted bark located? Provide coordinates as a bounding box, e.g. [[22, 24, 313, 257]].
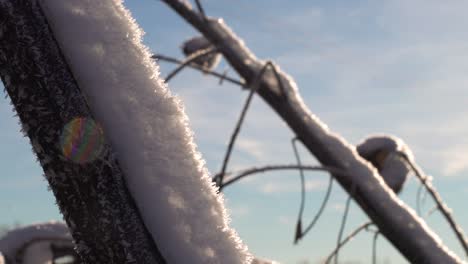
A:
[[0, 0, 165, 262], [37, 0, 251, 263], [162, 0, 464, 263]]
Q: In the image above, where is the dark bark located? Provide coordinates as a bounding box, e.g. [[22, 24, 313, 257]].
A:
[[0, 1, 166, 263], [162, 0, 463, 263]]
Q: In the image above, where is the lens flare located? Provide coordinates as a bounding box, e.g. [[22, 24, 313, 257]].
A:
[[60, 117, 104, 163]]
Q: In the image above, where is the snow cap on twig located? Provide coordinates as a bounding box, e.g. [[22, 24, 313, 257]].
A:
[[181, 35, 221, 70], [0, 221, 73, 263], [357, 135, 414, 194]]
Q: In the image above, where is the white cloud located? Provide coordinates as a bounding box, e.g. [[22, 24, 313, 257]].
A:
[[228, 205, 250, 218], [260, 179, 327, 194], [440, 146, 468, 176], [236, 138, 265, 161]]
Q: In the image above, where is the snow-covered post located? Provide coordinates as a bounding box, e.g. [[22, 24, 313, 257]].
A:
[[0, 0, 252, 263], [162, 0, 463, 263], [0, 1, 165, 263]]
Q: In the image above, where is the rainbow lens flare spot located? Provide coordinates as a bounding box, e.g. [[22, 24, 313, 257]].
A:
[[60, 117, 104, 163]]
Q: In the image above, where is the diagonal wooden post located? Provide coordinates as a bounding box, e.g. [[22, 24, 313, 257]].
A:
[[0, 1, 166, 262]]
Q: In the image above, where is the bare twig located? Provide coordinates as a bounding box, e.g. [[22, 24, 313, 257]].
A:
[[292, 138, 335, 244], [164, 47, 217, 82], [153, 54, 245, 87], [324, 222, 374, 264], [426, 205, 438, 217], [292, 138, 307, 243], [335, 196, 352, 264], [194, 0, 206, 19], [399, 153, 468, 257], [299, 175, 333, 243], [217, 61, 287, 189], [417, 183, 424, 216], [372, 232, 380, 264], [218, 164, 348, 188]]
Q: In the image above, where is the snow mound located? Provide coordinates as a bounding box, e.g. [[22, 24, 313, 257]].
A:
[[0, 221, 72, 263], [357, 134, 414, 193]]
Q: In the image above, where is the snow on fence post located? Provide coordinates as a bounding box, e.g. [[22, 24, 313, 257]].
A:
[[0, 0, 252, 263], [0, 1, 165, 263]]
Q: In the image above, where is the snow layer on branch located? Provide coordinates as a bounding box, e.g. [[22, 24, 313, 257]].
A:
[[38, 0, 251, 263], [181, 35, 221, 70], [0, 221, 71, 262]]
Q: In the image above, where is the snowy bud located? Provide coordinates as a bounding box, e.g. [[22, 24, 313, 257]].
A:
[[0, 221, 75, 264], [181, 35, 221, 70], [356, 135, 414, 194]]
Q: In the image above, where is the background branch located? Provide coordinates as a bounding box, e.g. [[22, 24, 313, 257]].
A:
[[161, 0, 464, 262], [152, 54, 245, 86], [324, 222, 374, 263], [401, 154, 468, 257]]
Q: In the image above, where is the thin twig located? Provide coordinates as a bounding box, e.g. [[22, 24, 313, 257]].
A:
[[264, 61, 287, 96], [324, 222, 374, 264], [399, 152, 468, 257], [416, 183, 424, 216], [372, 232, 380, 264], [426, 205, 438, 217], [216, 61, 288, 189], [421, 184, 428, 208], [335, 196, 352, 264], [153, 54, 245, 87], [194, 0, 206, 19], [218, 164, 348, 189], [300, 175, 333, 241], [292, 138, 307, 244], [164, 48, 217, 82], [291, 137, 336, 244]]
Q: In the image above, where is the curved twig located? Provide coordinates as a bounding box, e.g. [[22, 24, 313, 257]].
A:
[[164, 47, 217, 82], [299, 175, 333, 241], [416, 183, 424, 216], [372, 231, 380, 264], [292, 138, 307, 243], [399, 152, 468, 257], [216, 61, 287, 189], [426, 205, 438, 218], [218, 164, 348, 189], [194, 0, 206, 19], [291, 138, 335, 244], [324, 222, 374, 264], [153, 54, 245, 87], [334, 196, 352, 264]]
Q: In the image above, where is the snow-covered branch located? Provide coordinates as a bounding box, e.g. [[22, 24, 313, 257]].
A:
[[161, 0, 463, 262]]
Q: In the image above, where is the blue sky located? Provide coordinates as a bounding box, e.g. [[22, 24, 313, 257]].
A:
[[2, 0, 468, 263]]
